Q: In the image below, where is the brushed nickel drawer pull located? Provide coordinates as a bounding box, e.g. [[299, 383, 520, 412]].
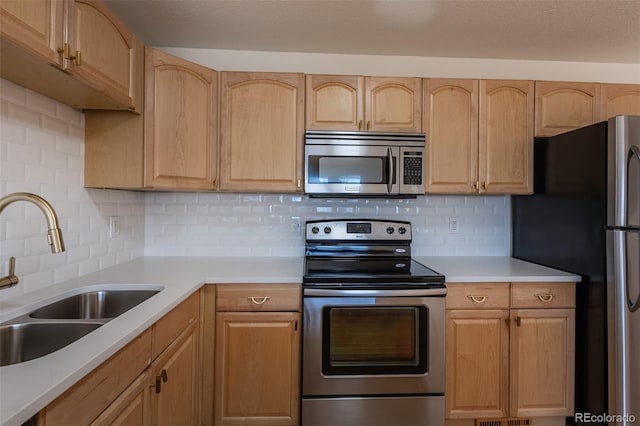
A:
[[248, 296, 270, 305], [535, 293, 554, 302], [467, 295, 487, 304]]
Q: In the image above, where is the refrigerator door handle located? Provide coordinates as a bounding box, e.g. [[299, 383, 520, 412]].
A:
[[622, 229, 640, 312], [626, 145, 640, 229], [625, 145, 640, 312]]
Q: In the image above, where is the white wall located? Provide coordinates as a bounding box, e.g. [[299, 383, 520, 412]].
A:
[[0, 79, 145, 299], [160, 48, 640, 83]]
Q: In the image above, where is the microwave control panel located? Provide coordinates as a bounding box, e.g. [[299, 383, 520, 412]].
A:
[[402, 151, 423, 185]]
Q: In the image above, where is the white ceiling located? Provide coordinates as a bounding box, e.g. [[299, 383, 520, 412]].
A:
[[104, 0, 640, 64]]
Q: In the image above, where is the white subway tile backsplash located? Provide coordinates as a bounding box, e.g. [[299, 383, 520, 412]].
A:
[[0, 79, 144, 300], [144, 192, 511, 257]]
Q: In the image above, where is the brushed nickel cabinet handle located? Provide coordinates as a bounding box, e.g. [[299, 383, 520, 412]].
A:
[[467, 295, 487, 304], [535, 293, 554, 302], [248, 296, 270, 305]]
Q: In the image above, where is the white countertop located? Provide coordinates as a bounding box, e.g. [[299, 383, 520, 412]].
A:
[[415, 256, 580, 283], [0, 255, 578, 426]]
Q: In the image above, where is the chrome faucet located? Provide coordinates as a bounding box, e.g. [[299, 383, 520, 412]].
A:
[[0, 192, 65, 289]]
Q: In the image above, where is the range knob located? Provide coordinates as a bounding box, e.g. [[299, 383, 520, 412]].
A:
[[323, 226, 332, 234], [386, 227, 395, 234], [398, 227, 407, 235], [311, 226, 320, 234]]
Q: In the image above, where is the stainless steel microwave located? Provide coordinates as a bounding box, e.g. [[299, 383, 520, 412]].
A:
[[304, 131, 426, 197]]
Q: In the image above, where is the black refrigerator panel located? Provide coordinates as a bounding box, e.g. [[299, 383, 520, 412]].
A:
[[512, 121, 608, 420]]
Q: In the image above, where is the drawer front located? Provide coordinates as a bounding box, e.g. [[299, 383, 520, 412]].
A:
[[216, 283, 301, 312], [152, 290, 200, 360], [446, 282, 510, 309], [511, 282, 576, 308]]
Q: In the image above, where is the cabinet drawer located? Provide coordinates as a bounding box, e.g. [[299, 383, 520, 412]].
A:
[[511, 282, 575, 308], [446, 282, 510, 309], [152, 291, 200, 360], [216, 284, 301, 312]]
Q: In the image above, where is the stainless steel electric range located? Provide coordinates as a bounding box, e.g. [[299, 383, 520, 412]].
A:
[[301, 219, 446, 426]]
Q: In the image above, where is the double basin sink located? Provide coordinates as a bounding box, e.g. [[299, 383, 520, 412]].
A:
[[0, 287, 162, 367]]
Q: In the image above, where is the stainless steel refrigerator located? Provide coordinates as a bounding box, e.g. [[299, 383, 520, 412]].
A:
[[512, 115, 639, 424]]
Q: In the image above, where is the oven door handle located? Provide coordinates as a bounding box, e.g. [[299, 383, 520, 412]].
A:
[[303, 288, 447, 297]]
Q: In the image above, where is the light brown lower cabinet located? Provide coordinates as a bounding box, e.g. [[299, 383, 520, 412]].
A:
[[214, 283, 302, 426], [38, 291, 201, 426], [445, 282, 575, 422]]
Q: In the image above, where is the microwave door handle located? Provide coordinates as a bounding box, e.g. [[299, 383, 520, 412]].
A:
[[386, 147, 393, 193]]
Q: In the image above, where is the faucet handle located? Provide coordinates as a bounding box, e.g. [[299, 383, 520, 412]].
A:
[[0, 257, 19, 290], [8, 257, 15, 275]]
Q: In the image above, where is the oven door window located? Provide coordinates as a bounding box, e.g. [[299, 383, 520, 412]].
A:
[[322, 306, 427, 375]]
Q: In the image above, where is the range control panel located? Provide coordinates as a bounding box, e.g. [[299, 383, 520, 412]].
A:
[[305, 219, 411, 241]]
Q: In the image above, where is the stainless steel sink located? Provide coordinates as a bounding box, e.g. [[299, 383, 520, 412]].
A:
[[0, 287, 162, 366], [0, 322, 102, 366], [29, 289, 161, 320]]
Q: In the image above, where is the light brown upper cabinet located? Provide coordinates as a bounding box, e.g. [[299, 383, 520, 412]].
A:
[[535, 81, 600, 136], [481, 80, 534, 194], [306, 75, 422, 132], [85, 47, 218, 190], [220, 72, 305, 193], [424, 79, 533, 194], [0, 0, 140, 111], [600, 83, 640, 120], [424, 79, 480, 194], [144, 48, 218, 190], [0, 0, 64, 64]]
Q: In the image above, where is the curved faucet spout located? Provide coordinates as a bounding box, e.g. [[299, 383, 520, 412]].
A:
[[0, 192, 65, 253]]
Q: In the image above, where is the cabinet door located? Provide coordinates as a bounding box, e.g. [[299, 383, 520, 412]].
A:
[[479, 80, 534, 194], [446, 309, 509, 419], [510, 309, 575, 418], [600, 83, 640, 120], [68, 0, 139, 109], [0, 0, 64, 64], [90, 371, 151, 426], [215, 312, 301, 426], [306, 74, 364, 131], [43, 330, 152, 426], [150, 322, 200, 426], [424, 79, 479, 194], [144, 48, 218, 190], [220, 72, 304, 193], [365, 77, 422, 132], [535, 81, 600, 136]]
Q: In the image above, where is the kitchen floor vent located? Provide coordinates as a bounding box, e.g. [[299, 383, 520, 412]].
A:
[[475, 418, 532, 426]]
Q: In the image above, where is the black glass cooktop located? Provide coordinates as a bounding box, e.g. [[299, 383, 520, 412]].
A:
[[303, 258, 445, 286]]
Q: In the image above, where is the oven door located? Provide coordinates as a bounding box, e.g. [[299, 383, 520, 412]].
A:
[[304, 144, 399, 195], [302, 288, 445, 396]]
